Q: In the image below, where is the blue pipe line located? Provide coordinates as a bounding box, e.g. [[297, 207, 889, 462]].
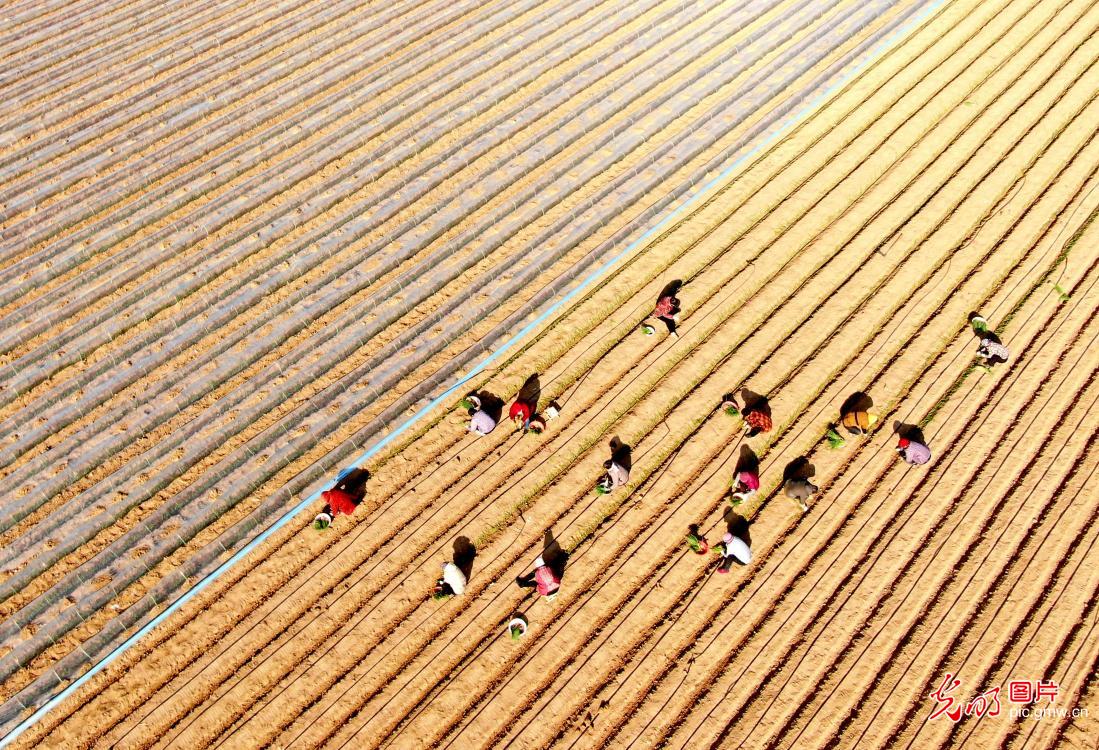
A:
[[0, 0, 948, 744]]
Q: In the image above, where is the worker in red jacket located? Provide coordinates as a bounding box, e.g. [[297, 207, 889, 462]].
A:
[[313, 467, 369, 530], [510, 398, 544, 433]]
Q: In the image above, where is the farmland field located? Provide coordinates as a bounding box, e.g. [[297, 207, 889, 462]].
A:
[[2, 0, 1098, 747]]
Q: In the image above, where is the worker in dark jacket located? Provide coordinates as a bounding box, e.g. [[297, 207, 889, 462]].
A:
[[784, 478, 817, 513]]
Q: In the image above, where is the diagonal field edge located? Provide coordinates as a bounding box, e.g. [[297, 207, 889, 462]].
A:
[[0, 0, 952, 745]]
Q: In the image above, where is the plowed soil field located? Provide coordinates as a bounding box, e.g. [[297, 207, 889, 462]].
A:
[[2, 0, 1097, 747]]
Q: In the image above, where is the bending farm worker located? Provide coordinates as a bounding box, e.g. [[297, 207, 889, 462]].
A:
[[743, 407, 772, 437], [509, 397, 534, 432], [897, 437, 931, 465], [716, 532, 752, 573], [730, 469, 759, 504], [970, 315, 1009, 367], [784, 478, 817, 513], [515, 555, 561, 599], [976, 338, 1009, 366], [652, 292, 681, 337], [840, 410, 877, 435], [433, 561, 468, 599], [596, 459, 629, 494], [313, 467, 369, 530], [465, 395, 496, 436], [719, 394, 771, 435]]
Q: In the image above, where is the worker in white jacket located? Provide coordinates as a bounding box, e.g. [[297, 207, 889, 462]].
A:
[[716, 533, 752, 573], [596, 459, 629, 494], [433, 561, 467, 598]]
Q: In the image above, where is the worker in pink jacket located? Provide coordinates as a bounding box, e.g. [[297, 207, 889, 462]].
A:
[[515, 555, 561, 598], [730, 469, 760, 504]]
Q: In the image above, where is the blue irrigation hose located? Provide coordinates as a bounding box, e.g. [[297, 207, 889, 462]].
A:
[[0, 0, 950, 744]]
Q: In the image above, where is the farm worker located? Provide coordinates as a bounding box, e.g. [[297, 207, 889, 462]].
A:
[[730, 469, 759, 504], [644, 289, 681, 337], [743, 407, 772, 437], [596, 459, 629, 494], [716, 532, 752, 573], [515, 556, 561, 599], [313, 467, 369, 530], [433, 561, 468, 599], [897, 437, 931, 465], [784, 478, 817, 513], [976, 338, 1009, 366], [509, 397, 535, 432], [720, 394, 771, 435], [653, 292, 680, 337], [465, 395, 496, 435], [840, 410, 878, 435], [970, 315, 1009, 366]]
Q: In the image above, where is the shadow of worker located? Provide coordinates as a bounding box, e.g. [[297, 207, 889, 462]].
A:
[[734, 444, 759, 476], [517, 373, 542, 410], [892, 420, 926, 445], [723, 507, 753, 548], [782, 456, 816, 482], [541, 528, 569, 583], [452, 536, 476, 580], [609, 435, 633, 472]]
